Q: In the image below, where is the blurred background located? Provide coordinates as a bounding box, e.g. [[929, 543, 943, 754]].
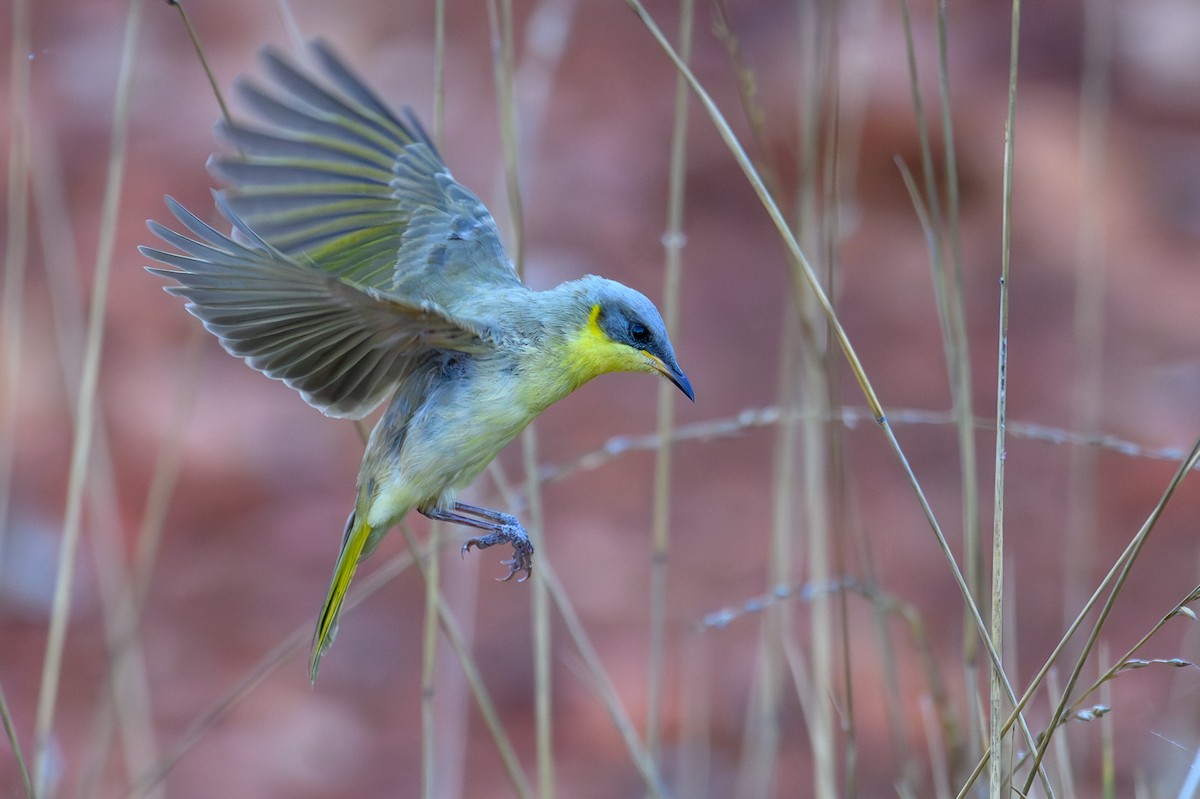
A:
[[4, 0, 1200, 796]]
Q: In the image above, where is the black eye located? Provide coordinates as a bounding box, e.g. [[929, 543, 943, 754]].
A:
[[629, 322, 650, 343]]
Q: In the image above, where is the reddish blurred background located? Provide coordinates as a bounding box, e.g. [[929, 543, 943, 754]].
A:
[[3, 0, 1200, 796]]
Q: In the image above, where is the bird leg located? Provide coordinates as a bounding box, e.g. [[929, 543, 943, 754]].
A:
[[420, 502, 533, 582]]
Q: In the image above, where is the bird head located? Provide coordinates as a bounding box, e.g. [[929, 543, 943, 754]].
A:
[[563, 277, 694, 401]]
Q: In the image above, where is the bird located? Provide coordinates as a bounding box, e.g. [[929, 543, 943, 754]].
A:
[[140, 40, 693, 682]]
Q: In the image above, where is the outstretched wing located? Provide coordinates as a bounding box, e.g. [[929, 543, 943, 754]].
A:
[[141, 196, 498, 419], [211, 40, 521, 297]]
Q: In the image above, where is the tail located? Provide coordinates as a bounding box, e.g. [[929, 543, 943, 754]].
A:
[[309, 510, 373, 683]]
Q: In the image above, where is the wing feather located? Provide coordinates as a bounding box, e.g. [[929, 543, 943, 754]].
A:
[[210, 40, 522, 297], [142, 196, 497, 419]]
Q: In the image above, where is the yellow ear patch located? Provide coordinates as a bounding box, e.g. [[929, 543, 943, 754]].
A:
[[565, 304, 653, 388], [584, 303, 606, 340]]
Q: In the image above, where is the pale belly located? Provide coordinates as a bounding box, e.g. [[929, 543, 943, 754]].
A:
[[364, 363, 542, 528]]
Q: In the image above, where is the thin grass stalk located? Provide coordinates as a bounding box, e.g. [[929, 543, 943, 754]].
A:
[[931, 2, 985, 767], [42, 212, 169, 798], [936, 35, 984, 796], [79, 482, 160, 799], [892, 159, 958, 792], [590, 10, 1059, 779], [539, 404, 1200, 487], [799, 230, 838, 792], [419, 522, 442, 799], [1180, 755, 1200, 799], [734, 0, 827, 790], [899, 0, 984, 772], [541, 559, 670, 798], [877, 417, 1050, 793], [81, 21, 219, 790], [709, 0, 784, 199], [617, 0, 877, 585], [0, 0, 33, 605], [484, 2, 552, 793], [1064, 0, 1114, 630], [781, 623, 829, 791], [521, 429, 552, 797], [793, 0, 821, 239], [113, 338, 205, 669], [895, 154, 992, 789], [431, 542, 480, 799], [74, 6, 229, 790], [988, 0, 1022, 793], [722, 577, 956, 793], [1003, 560, 1020, 790], [957, 434, 1200, 798], [417, 22, 450, 797], [1100, 651, 1115, 799], [125, 551, 417, 798], [896, 0, 950, 331], [33, 3, 145, 794], [935, 0, 967, 324], [868, 582, 919, 788], [677, 632, 712, 799], [887, 587, 962, 790], [933, 5, 979, 679], [131, 337, 204, 615], [737, 313, 799, 799], [1176, 748, 1200, 799], [0, 0, 32, 773], [486, 2, 555, 795], [499, 4, 554, 791], [482, 47, 579, 644], [30, 127, 176, 799], [816, 28, 860, 799], [170, 1, 234, 125], [434, 429, 528, 791], [507, 0, 589, 785], [838, 158, 924, 793], [1063, 584, 1200, 720], [645, 0, 692, 766], [1046, 669, 1077, 799], [432, 0, 446, 145], [0, 678, 33, 799], [692, 33, 808, 795], [487, 0, 524, 270], [797, 5, 838, 795], [921, 694, 952, 799]]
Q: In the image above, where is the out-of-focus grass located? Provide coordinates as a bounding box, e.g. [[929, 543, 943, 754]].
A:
[[6, 0, 1200, 797]]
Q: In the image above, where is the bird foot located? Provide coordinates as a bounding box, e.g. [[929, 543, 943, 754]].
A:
[[461, 522, 534, 582]]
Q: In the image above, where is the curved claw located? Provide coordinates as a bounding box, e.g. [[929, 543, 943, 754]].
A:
[[461, 531, 534, 583], [497, 554, 533, 583]]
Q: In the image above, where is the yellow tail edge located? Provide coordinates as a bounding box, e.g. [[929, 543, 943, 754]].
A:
[[309, 513, 372, 684]]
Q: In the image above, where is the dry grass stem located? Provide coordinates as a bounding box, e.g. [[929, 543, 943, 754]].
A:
[[14, 3, 1200, 796], [32, 3, 146, 794], [0, 0, 33, 570], [126, 550, 416, 797], [590, 17, 1043, 776], [645, 0, 693, 766], [1020, 435, 1200, 794], [541, 559, 670, 798]]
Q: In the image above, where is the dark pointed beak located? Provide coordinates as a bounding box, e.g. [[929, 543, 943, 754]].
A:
[[644, 352, 695, 402], [671, 369, 695, 402]]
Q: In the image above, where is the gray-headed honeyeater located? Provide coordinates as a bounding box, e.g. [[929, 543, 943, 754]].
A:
[[140, 41, 693, 681]]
